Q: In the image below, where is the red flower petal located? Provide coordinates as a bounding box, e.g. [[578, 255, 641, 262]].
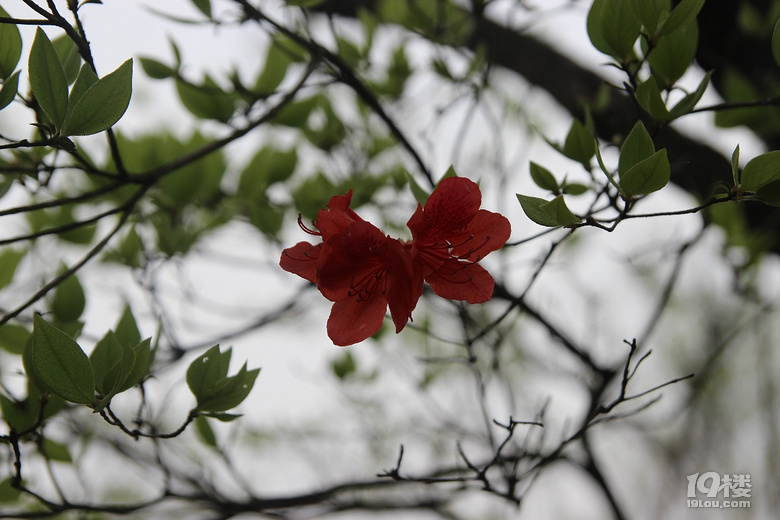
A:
[[317, 221, 391, 302], [449, 209, 512, 261], [316, 189, 363, 241], [407, 177, 481, 244], [327, 292, 388, 346], [384, 239, 424, 332], [424, 260, 495, 303], [279, 241, 323, 284]]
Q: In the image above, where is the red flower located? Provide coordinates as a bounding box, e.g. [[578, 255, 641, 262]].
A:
[[280, 191, 422, 346], [279, 190, 361, 284], [280, 177, 511, 346], [406, 177, 511, 303]]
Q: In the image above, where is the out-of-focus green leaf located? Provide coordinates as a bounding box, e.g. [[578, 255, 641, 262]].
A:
[[254, 41, 293, 96], [0, 248, 25, 290], [407, 172, 430, 205], [562, 118, 596, 167], [51, 272, 86, 323], [140, 57, 177, 79], [0, 7, 22, 80], [0, 477, 22, 503], [194, 414, 218, 447], [270, 95, 319, 127], [40, 438, 72, 463], [0, 323, 29, 355], [0, 70, 20, 111], [191, 0, 211, 17], [176, 75, 235, 122], [773, 17, 780, 68], [292, 172, 337, 220], [332, 350, 357, 379], [239, 147, 298, 196]]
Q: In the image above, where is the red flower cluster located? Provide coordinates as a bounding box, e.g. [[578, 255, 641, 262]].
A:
[[280, 177, 511, 346]]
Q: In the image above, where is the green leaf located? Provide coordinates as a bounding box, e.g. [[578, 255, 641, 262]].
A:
[[517, 194, 561, 227], [754, 179, 780, 206], [669, 70, 712, 118], [195, 364, 260, 413], [656, 0, 705, 38], [286, 0, 327, 6], [773, 17, 780, 68], [630, 0, 666, 35], [68, 65, 99, 109], [30, 315, 95, 405], [89, 331, 123, 395], [636, 78, 671, 120], [270, 95, 319, 127], [0, 248, 25, 290], [120, 338, 151, 392], [619, 148, 670, 196], [191, 0, 211, 17], [619, 121, 655, 177], [407, 172, 430, 205], [562, 183, 589, 196], [0, 70, 20, 111], [292, 172, 337, 220], [203, 412, 242, 422], [0, 477, 21, 503], [529, 162, 558, 192], [115, 304, 142, 348], [731, 145, 740, 186], [541, 195, 581, 226], [140, 57, 177, 79], [62, 58, 133, 136], [52, 35, 82, 85], [332, 350, 357, 379], [740, 150, 780, 192], [51, 272, 86, 323], [239, 147, 298, 195], [29, 28, 69, 129], [40, 438, 72, 463], [175, 75, 235, 121], [187, 345, 230, 402], [93, 340, 135, 411], [0, 323, 30, 355], [194, 414, 218, 447], [587, 0, 641, 61], [0, 7, 22, 80], [254, 41, 293, 95], [647, 20, 698, 88], [562, 119, 596, 167]]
